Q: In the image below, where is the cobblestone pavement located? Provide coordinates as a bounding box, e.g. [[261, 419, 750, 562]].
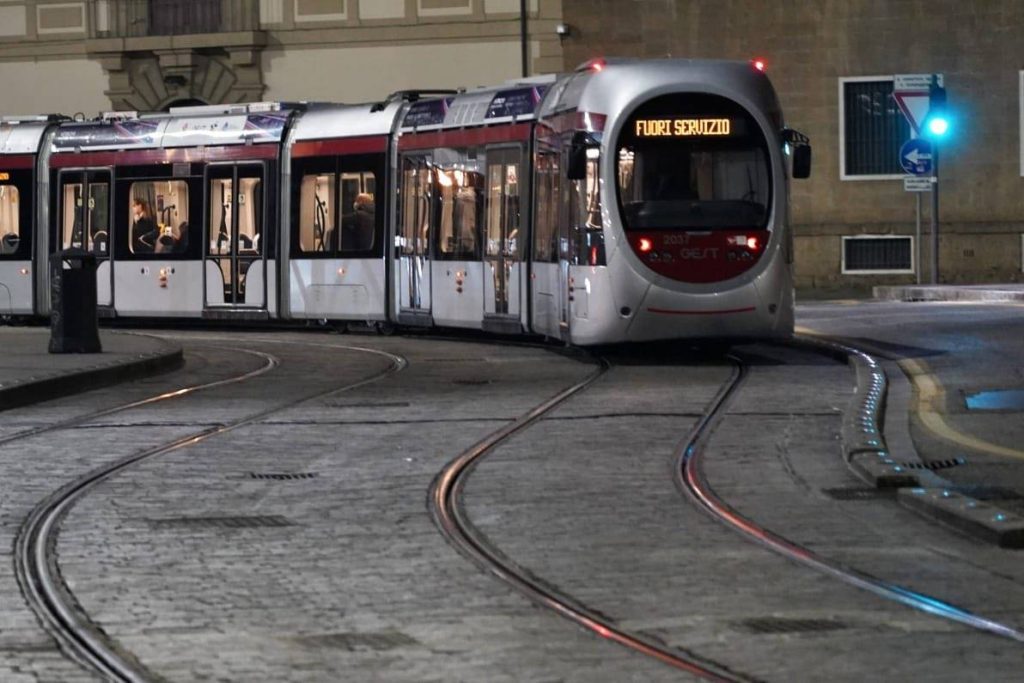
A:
[[5, 318, 1024, 681]]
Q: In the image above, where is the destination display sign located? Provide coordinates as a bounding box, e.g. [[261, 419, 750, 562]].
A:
[[633, 118, 733, 137]]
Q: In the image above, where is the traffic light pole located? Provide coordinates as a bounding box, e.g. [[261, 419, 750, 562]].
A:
[[930, 144, 939, 284]]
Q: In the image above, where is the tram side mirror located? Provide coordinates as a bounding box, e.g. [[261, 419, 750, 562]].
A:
[[783, 128, 812, 179], [792, 144, 812, 179], [567, 131, 590, 180]]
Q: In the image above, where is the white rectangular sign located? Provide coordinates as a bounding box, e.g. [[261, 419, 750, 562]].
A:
[[895, 73, 944, 91], [904, 176, 933, 192]]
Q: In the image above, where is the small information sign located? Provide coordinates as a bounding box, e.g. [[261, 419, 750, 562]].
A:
[[904, 176, 933, 192]]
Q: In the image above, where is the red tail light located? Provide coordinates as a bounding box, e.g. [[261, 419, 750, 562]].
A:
[[746, 236, 759, 250], [751, 59, 767, 73], [638, 237, 653, 253]]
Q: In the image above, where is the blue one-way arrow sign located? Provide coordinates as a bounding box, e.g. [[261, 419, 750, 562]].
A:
[[900, 138, 933, 175]]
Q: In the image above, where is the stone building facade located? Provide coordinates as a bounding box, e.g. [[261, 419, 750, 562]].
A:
[[561, 0, 1024, 291], [0, 0, 564, 113]]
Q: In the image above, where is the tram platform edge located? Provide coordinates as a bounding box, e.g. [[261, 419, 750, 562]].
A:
[[0, 329, 183, 412]]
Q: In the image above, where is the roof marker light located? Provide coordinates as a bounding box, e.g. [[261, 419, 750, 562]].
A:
[[751, 59, 767, 72]]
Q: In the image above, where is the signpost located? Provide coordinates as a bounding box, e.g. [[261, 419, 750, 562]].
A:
[[895, 73, 944, 284]]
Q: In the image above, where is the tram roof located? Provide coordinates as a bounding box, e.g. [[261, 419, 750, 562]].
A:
[[50, 102, 296, 153], [289, 101, 405, 142], [0, 117, 63, 155], [399, 76, 557, 132]]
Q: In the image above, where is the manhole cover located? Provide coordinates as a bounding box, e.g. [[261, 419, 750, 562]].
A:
[[738, 617, 848, 634]]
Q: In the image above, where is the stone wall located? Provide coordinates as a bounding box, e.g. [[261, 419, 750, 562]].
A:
[[562, 0, 1024, 290]]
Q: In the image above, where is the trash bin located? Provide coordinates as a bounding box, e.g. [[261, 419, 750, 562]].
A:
[[49, 248, 102, 353]]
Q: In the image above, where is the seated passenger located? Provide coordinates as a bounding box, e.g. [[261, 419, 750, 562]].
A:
[[131, 199, 158, 253], [341, 193, 376, 252]]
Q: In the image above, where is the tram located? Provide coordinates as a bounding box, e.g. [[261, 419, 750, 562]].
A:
[[0, 57, 810, 344]]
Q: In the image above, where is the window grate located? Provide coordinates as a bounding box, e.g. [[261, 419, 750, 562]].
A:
[[842, 236, 913, 273], [842, 79, 911, 177]]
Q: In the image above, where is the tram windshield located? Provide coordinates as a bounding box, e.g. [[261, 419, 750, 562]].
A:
[[616, 93, 770, 231]]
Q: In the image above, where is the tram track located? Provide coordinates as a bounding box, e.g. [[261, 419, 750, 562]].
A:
[[675, 342, 1024, 645], [430, 354, 761, 683], [13, 338, 407, 682]]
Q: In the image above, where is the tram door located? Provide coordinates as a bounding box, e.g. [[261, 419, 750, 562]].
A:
[[397, 156, 432, 322], [204, 164, 266, 309], [57, 169, 113, 306], [484, 148, 522, 322]]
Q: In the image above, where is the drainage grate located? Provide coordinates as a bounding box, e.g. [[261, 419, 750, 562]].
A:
[[325, 401, 410, 409], [452, 379, 492, 386], [149, 515, 295, 529], [739, 617, 848, 634], [249, 472, 319, 481], [899, 458, 965, 471], [293, 631, 418, 651], [822, 487, 890, 501]]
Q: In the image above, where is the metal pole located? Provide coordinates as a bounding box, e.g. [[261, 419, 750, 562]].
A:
[[930, 145, 939, 284], [520, 0, 529, 77], [915, 192, 922, 284]]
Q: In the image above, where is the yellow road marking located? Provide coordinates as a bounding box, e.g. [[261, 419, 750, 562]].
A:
[[899, 357, 1024, 460], [798, 326, 1024, 461]]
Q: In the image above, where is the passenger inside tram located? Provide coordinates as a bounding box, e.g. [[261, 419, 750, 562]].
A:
[[131, 199, 158, 253], [0, 185, 19, 255]]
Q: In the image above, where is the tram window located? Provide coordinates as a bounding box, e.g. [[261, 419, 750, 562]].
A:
[[435, 167, 480, 261], [569, 155, 604, 265], [400, 159, 431, 257], [127, 180, 189, 255], [339, 171, 376, 253], [533, 151, 559, 262], [0, 185, 20, 256], [299, 174, 336, 253], [237, 178, 262, 254], [61, 182, 109, 253], [486, 153, 521, 258], [209, 178, 233, 254]]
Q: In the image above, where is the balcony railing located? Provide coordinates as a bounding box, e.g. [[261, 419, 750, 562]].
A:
[[92, 0, 260, 38]]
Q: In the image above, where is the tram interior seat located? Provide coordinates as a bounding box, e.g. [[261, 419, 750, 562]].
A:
[[0, 232, 18, 254]]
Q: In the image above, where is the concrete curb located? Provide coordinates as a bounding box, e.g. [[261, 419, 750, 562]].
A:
[[898, 487, 1024, 548], [0, 333, 184, 412], [801, 333, 1022, 548], [874, 285, 1024, 303]]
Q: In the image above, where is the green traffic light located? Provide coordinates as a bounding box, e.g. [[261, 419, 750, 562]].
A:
[[927, 116, 949, 137]]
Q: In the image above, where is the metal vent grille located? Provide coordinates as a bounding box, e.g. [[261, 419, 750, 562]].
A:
[[822, 487, 890, 501], [899, 458, 965, 471], [249, 472, 319, 481], [149, 515, 294, 529], [842, 236, 913, 273]]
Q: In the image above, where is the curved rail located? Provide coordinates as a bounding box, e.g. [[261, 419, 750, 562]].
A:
[[430, 358, 760, 682], [15, 342, 407, 682], [675, 353, 1024, 644]]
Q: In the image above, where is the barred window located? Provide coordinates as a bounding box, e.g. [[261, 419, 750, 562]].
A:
[[840, 78, 910, 178], [842, 236, 913, 274]]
